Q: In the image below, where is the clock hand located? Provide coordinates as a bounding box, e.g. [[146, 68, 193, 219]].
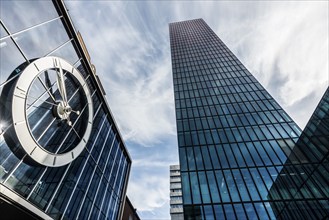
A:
[[58, 59, 68, 106], [55, 58, 68, 107], [44, 70, 53, 95]]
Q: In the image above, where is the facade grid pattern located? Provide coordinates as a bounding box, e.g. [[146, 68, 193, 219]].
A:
[[0, 1, 131, 219], [269, 87, 329, 219], [169, 18, 327, 219]]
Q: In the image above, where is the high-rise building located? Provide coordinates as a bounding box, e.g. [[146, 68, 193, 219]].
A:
[[169, 18, 327, 219], [268, 87, 329, 219], [170, 165, 184, 220], [0, 1, 131, 219]]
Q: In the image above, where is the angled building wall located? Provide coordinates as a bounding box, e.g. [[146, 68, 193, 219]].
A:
[[269, 87, 329, 219]]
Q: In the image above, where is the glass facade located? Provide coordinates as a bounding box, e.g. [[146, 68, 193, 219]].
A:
[[0, 1, 131, 219], [268, 87, 329, 219], [169, 18, 327, 219]]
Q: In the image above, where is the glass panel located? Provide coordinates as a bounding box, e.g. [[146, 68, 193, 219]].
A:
[[224, 170, 240, 202], [48, 39, 79, 65], [218, 129, 228, 143], [4, 163, 43, 197], [239, 128, 251, 141], [206, 171, 220, 203], [239, 143, 255, 166], [216, 145, 229, 168], [241, 169, 260, 201], [264, 202, 276, 220], [223, 144, 237, 168], [0, 24, 8, 38], [181, 172, 192, 204], [234, 203, 247, 219], [190, 172, 201, 204], [179, 148, 188, 172], [232, 169, 250, 201], [194, 147, 204, 170], [250, 168, 268, 200], [201, 147, 212, 169], [224, 204, 236, 220], [244, 203, 258, 220], [0, 141, 17, 181], [246, 142, 263, 166], [204, 205, 214, 220], [184, 206, 194, 220], [253, 142, 272, 165], [215, 170, 230, 202], [0, 1, 59, 34], [254, 202, 269, 219], [0, 37, 26, 88], [198, 171, 211, 203], [28, 165, 69, 210], [208, 146, 220, 168], [263, 141, 282, 165], [214, 205, 225, 219], [186, 147, 196, 171], [14, 18, 69, 59], [193, 205, 203, 220], [232, 143, 246, 167]]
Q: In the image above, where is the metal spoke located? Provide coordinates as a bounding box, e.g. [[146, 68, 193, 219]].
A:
[[26, 103, 53, 111], [36, 117, 57, 142], [26, 94, 58, 107], [37, 75, 56, 102], [70, 125, 81, 140]]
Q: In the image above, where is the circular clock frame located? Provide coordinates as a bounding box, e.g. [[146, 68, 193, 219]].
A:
[[11, 56, 93, 167]]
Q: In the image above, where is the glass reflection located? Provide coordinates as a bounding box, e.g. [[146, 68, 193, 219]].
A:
[[48, 40, 79, 66], [0, 38, 26, 87], [0, 24, 8, 38], [0, 0, 58, 34], [14, 18, 69, 60]]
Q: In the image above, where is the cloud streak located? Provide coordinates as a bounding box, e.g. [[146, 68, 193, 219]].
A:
[[66, 1, 328, 219]]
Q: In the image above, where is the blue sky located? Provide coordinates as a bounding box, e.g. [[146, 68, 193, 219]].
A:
[[65, 1, 328, 219]]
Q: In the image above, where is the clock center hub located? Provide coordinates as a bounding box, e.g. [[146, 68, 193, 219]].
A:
[[55, 100, 72, 120]]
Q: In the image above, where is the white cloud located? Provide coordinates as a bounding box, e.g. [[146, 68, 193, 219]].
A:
[[66, 1, 328, 219], [128, 173, 169, 212], [108, 56, 176, 145], [215, 1, 328, 128]]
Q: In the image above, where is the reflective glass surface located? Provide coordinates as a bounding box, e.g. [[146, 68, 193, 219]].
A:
[[268, 87, 329, 219], [14, 18, 69, 59], [170, 19, 327, 219], [0, 37, 25, 88], [0, 1, 130, 220], [0, 0, 58, 34], [0, 24, 8, 38]]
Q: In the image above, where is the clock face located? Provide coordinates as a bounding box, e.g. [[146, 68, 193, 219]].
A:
[[6, 56, 93, 167]]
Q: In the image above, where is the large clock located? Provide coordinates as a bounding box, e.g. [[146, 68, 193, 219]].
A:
[[2, 56, 93, 167]]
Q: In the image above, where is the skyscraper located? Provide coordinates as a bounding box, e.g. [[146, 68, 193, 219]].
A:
[[169, 18, 326, 219], [268, 87, 329, 219], [0, 1, 131, 219]]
